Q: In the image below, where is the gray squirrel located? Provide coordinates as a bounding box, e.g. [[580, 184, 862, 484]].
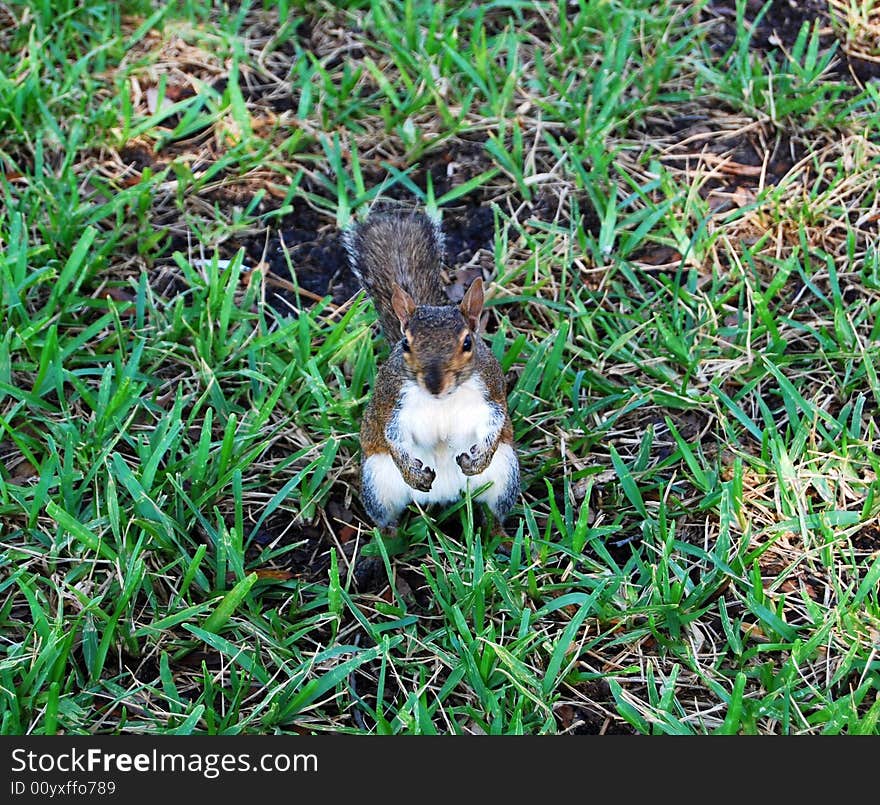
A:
[[344, 211, 520, 529]]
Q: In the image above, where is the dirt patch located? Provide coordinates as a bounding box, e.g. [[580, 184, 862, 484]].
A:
[[441, 203, 496, 266], [852, 522, 880, 552], [248, 511, 331, 582], [556, 703, 638, 734], [247, 205, 354, 311], [557, 681, 638, 734], [118, 143, 160, 174], [243, 497, 394, 594], [707, 0, 880, 82], [708, 0, 832, 52]]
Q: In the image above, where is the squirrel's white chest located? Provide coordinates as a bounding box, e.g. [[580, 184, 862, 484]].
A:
[[396, 376, 491, 452], [388, 375, 502, 506], [364, 375, 516, 514]]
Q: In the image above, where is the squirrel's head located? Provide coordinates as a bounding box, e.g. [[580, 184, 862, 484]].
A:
[[391, 278, 484, 397]]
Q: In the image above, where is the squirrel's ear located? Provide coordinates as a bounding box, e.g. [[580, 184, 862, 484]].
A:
[[391, 284, 416, 331], [460, 277, 484, 331]]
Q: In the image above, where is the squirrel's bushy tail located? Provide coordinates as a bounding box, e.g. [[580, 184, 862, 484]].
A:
[[344, 211, 448, 339]]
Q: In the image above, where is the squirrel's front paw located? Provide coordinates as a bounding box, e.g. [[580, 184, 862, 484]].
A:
[[456, 444, 490, 476], [408, 458, 436, 492]]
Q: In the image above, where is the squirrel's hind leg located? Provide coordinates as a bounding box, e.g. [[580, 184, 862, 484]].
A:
[[473, 443, 521, 522], [361, 453, 413, 527]]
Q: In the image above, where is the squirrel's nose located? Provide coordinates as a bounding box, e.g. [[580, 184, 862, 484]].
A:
[[424, 366, 444, 396]]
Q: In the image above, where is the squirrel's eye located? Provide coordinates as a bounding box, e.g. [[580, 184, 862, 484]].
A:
[[462, 334, 473, 352], [402, 338, 411, 353]]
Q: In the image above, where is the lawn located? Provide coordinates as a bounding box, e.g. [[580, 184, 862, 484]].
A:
[[1, 0, 879, 735]]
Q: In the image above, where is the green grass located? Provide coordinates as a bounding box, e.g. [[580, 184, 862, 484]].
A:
[[1, 0, 879, 735]]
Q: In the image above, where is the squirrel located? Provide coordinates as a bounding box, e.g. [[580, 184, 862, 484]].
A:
[[343, 210, 520, 531]]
